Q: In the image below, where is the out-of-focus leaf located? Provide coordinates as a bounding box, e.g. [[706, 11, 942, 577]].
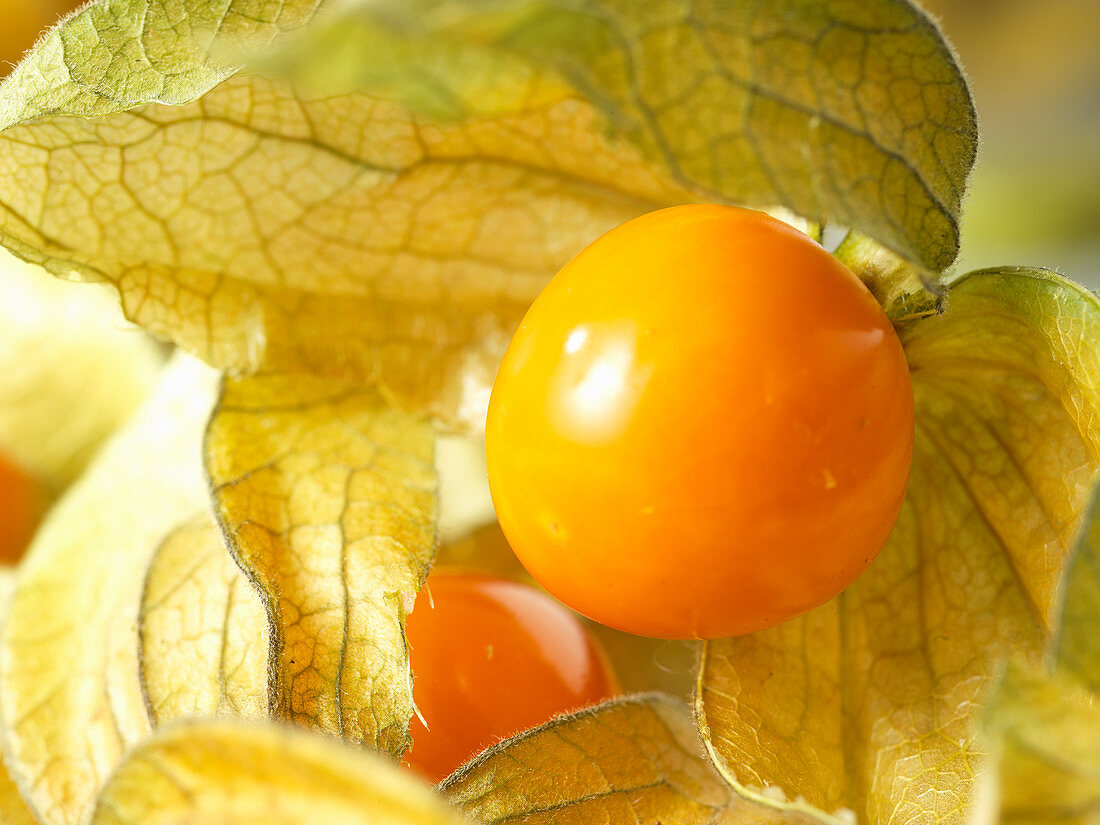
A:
[[139, 513, 269, 727], [972, 662, 1100, 825], [588, 629, 698, 702], [969, 487, 1100, 825], [0, 354, 219, 825], [0, 572, 38, 825], [205, 375, 437, 755], [433, 524, 527, 583], [441, 694, 818, 825], [0, 752, 35, 825], [0, 250, 162, 495], [698, 267, 1100, 825], [1053, 484, 1100, 689], [0, 0, 974, 429], [436, 436, 495, 547], [0, 722, 36, 824], [88, 719, 468, 825]]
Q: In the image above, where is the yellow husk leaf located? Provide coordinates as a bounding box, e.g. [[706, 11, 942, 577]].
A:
[[89, 720, 469, 825], [0, 0, 974, 428], [442, 694, 821, 825], [205, 374, 437, 755], [139, 513, 269, 726], [0, 354, 219, 825]]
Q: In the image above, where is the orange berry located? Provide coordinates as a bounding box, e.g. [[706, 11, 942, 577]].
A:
[[486, 205, 913, 639], [404, 572, 617, 782]]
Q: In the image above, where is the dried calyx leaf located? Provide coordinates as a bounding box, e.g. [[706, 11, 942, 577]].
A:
[[441, 694, 819, 825], [88, 720, 468, 825], [205, 374, 437, 755], [0, 354, 219, 825], [697, 267, 1100, 825], [139, 514, 269, 727], [0, 0, 974, 429]]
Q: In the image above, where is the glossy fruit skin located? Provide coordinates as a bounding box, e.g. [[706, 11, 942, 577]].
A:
[[485, 205, 914, 640], [403, 572, 617, 782], [0, 451, 41, 565]]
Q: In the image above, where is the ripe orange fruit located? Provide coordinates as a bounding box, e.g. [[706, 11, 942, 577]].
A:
[[486, 205, 913, 639], [404, 571, 617, 781]]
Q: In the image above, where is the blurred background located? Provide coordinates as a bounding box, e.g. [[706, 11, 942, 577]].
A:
[[920, 0, 1100, 289], [2, 0, 1099, 288]]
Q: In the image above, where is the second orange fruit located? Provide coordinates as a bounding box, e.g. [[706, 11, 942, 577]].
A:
[[404, 572, 616, 782]]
